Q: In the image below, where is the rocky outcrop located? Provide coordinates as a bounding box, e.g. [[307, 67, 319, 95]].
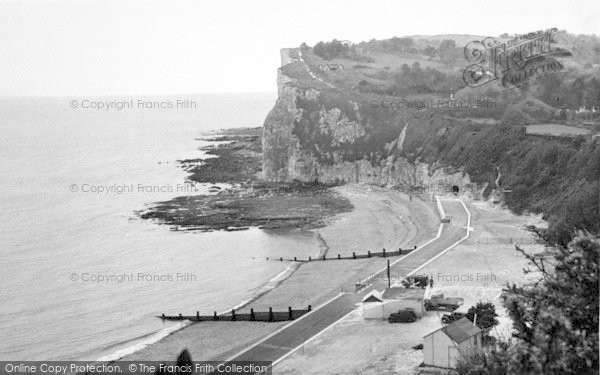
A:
[[261, 68, 319, 182], [261, 48, 486, 199]]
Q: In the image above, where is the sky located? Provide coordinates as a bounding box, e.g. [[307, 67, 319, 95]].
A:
[[0, 0, 599, 97]]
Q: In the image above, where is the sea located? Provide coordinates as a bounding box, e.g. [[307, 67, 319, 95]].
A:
[[0, 94, 323, 361]]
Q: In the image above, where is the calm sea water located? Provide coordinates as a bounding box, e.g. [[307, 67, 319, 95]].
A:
[[0, 94, 323, 361]]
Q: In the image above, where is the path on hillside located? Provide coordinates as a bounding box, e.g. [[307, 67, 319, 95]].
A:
[[297, 50, 335, 89], [223, 198, 470, 372]]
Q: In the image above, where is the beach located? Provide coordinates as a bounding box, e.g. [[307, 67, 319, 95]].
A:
[[272, 199, 547, 374], [120, 184, 439, 361]]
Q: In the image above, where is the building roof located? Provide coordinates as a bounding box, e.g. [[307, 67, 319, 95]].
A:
[[424, 317, 482, 344], [361, 290, 383, 303], [382, 287, 425, 300]]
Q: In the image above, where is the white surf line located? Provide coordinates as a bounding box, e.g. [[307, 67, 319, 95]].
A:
[[215, 266, 296, 316], [406, 199, 472, 277], [224, 292, 351, 362], [269, 308, 358, 370]]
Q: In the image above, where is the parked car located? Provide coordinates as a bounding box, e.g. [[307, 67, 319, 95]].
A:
[[388, 309, 417, 323], [441, 312, 467, 324], [424, 293, 464, 311], [401, 275, 430, 288]]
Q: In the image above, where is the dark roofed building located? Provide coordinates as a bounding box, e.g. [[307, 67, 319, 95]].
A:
[[423, 317, 482, 368]]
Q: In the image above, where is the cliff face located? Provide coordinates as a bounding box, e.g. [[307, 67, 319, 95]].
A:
[[262, 48, 486, 198], [261, 66, 317, 182], [262, 37, 600, 245]]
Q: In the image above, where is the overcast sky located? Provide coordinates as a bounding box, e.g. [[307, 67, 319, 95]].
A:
[[1, 0, 599, 97]]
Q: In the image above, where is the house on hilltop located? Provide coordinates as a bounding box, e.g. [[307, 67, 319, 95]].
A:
[[423, 317, 482, 369]]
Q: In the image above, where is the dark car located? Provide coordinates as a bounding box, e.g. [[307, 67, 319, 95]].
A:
[[424, 294, 464, 311], [441, 312, 467, 324], [388, 309, 417, 323]]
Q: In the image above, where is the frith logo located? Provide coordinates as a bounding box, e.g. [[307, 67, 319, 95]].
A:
[[463, 28, 573, 90]]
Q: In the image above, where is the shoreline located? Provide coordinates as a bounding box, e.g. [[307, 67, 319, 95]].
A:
[[139, 127, 354, 232], [117, 184, 440, 362]]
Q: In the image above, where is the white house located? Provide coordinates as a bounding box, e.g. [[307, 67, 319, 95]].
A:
[[362, 287, 425, 319], [423, 317, 483, 369], [361, 290, 384, 303]]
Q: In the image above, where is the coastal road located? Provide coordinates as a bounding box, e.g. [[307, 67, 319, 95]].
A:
[[225, 198, 470, 371]]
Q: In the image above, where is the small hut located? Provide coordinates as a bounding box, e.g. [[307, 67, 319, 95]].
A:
[[423, 317, 482, 368]]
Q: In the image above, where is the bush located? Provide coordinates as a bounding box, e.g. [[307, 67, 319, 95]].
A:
[[466, 302, 499, 332]]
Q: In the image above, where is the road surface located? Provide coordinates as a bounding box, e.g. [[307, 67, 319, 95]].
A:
[[224, 198, 469, 371]]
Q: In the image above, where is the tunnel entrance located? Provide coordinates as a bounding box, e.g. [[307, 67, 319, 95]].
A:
[[452, 185, 459, 194]]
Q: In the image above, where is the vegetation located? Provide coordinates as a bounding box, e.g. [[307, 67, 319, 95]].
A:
[[400, 110, 600, 246], [466, 302, 499, 332], [456, 235, 599, 374], [313, 39, 373, 62], [284, 33, 600, 245]]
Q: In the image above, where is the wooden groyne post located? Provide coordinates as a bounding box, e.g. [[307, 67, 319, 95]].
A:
[[387, 259, 391, 288]]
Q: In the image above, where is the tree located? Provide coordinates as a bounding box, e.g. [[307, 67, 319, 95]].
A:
[[423, 45, 436, 60], [439, 39, 459, 65], [466, 302, 499, 332], [502, 235, 599, 374], [439, 39, 456, 51], [456, 235, 599, 374]]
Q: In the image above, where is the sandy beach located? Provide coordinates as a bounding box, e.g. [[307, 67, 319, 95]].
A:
[[119, 184, 439, 362], [273, 198, 547, 374]]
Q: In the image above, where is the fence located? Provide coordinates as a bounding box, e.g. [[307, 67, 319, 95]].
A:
[[159, 305, 312, 323], [469, 237, 540, 245], [270, 247, 416, 263]]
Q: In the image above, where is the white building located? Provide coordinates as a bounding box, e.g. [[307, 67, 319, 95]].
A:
[[361, 290, 384, 303], [423, 317, 483, 369]]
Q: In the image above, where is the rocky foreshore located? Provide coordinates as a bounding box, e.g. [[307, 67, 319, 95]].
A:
[[139, 127, 353, 231]]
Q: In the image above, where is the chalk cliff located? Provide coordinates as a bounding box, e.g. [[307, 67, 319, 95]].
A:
[[261, 48, 486, 199]]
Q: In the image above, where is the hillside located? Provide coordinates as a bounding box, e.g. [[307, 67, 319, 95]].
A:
[[262, 31, 600, 246]]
